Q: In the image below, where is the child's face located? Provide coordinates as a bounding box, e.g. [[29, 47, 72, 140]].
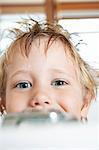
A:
[[5, 38, 89, 119]]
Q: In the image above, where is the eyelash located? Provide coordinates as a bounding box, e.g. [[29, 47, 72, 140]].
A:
[[51, 79, 69, 87], [14, 79, 69, 89], [15, 81, 32, 89]]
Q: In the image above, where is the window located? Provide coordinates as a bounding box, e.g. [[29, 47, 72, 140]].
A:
[[59, 18, 99, 70]]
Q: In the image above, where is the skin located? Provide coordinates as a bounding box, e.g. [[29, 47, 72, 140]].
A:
[[4, 38, 91, 119]]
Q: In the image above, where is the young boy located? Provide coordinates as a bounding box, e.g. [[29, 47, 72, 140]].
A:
[[0, 19, 97, 121]]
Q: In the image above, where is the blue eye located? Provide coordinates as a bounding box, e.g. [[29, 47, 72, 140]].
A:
[[15, 82, 32, 89], [51, 79, 68, 87]]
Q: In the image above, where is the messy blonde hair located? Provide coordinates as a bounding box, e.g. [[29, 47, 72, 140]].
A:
[[0, 18, 97, 111]]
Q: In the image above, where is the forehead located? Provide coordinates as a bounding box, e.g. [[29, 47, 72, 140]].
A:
[[29, 36, 74, 60], [8, 36, 72, 58], [6, 37, 82, 86], [31, 37, 67, 54], [11, 38, 77, 72], [8, 37, 77, 71]]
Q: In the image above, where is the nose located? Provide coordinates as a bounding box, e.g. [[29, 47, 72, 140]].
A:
[[29, 93, 52, 110]]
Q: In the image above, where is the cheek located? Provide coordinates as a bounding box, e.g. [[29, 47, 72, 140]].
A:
[[5, 92, 28, 113], [55, 91, 83, 117]]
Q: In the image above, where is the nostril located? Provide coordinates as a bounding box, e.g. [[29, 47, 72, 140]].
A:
[[35, 102, 39, 105], [34, 101, 50, 106], [44, 101, 50, 104]]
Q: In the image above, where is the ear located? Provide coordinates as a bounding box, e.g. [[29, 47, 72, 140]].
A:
[[0, 97, 6, 114], [0, 97, 1, 112], [81, 89, 93, 118]]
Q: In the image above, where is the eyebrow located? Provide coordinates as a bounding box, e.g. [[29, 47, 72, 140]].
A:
[[10, 69, 75, 80], [50, 68, 67, 74], [9, 70, 31, 79], [50, 68, 75, 79]]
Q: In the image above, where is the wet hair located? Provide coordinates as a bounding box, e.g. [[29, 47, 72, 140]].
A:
[[0, 18, 97, 108]]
